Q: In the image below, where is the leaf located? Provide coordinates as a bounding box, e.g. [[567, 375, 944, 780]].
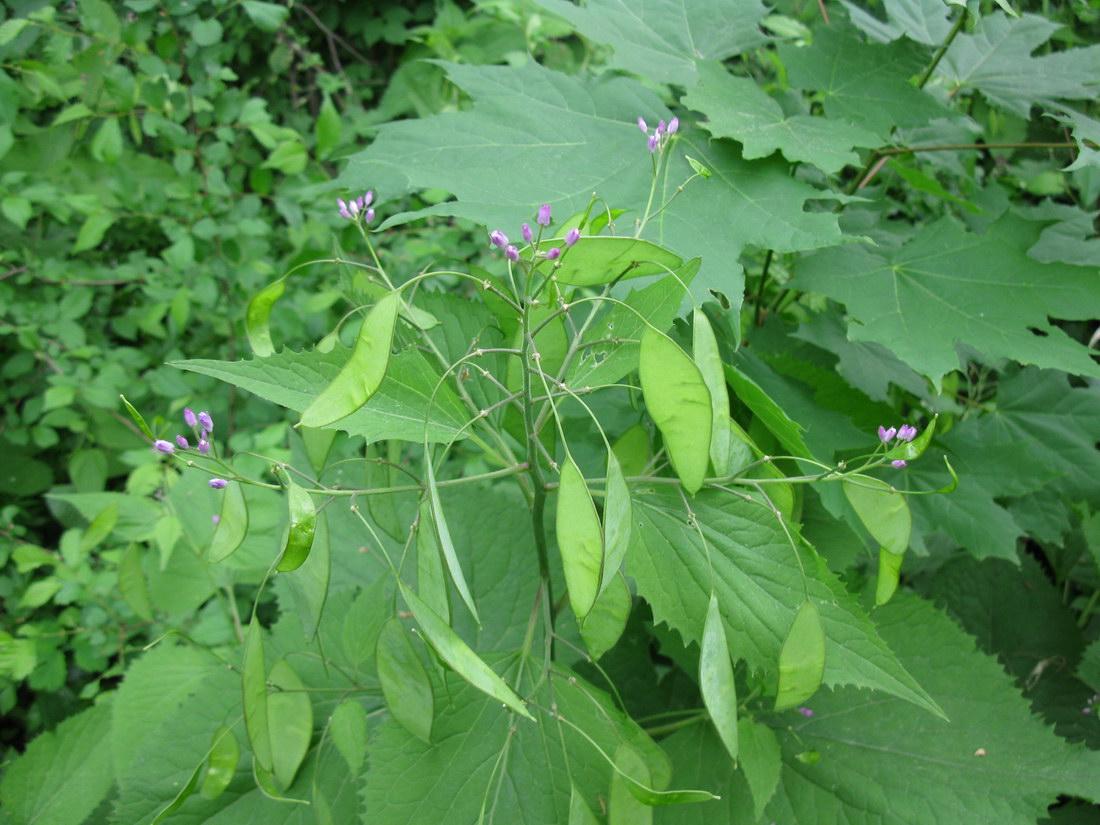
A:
[[242, 0, 289, 31], [0, 701, 114, 825], [377, 618, 434, 744], [315, 93, 341, 159], [700, 593, 739, 761], [81, 500, 118, 552], [737, 717, 781, 820], [691, 308, 733, 477], [844, 0, 955, 45], [400, 584, 533, 720], [876, 547, 904, 606], [208, 479, 248, 563], [792, 214, 1100, 387], [774, 601, 826, 710], [426, 471, 481, 625], [0, 18, 30, 45], [540, 236, 682, 287], [263, 140, 308, 175], [629, 488, 942, 716], [842, 476, 912, 555], [276, 481, 316, 572], [557, 456, 605, 621], [119, 543, 154, 621], [90, 117, 123, 164], [723, 361, 811, 457], [72, 211, 115, 253], [268, 658, 312, 789], [580, 572, 632, 660], [243, 619, 273, 772], [639, 327, 712, 494], [943, 12, 1100, 117], [610, 745, 654, 825], [778, 26, 951, 138], [175, 346, 470, 443], [330, 699, 369, 775], [570, 783, 601, 825], [601, 450, 633, 595], [245, 277, 286, 358], [191, 18, 223, 46], [199, 726, 239, 800], [416, 498, 451, 624], [683, 62, 883, 175], [533, 0, 768, 86], [764, 596, 1100, 824], [119, 393, 155, 441], [300, 291, 400, 428], [281, 509, 331, 642]]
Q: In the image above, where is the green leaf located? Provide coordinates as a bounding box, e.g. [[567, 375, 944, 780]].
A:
[[557, 456, 605, 621], [580, 571, 632, 660], [243, 620, 273, 772], [90, 117, 123, 164], [81, 501, 118, 553], [315, 93, 341, 159], [0, 18, 30, 45], [876, 546, 904, 606], [267, 658, 312, 789], [793, 214, 1100, 387], [943, 13, 1100, 117], [416, 498, 451, 624], [276, 481, 317, 572], [778, 26, 951, 138], [610, 744, 654, 825], [191, 18, 223, 46], [700, 593, 739, 761], [176, 346, 470, 443], [843, 476, 912, 555], [426, 471, 480, 625], [629, 488, 942, 716], [2, 195, 32, 229], [540, 236, 682, 287], [199, 726, 239, 800], [683, 62, 882, 175], [774, 601, 826, 710], [737, 717, 781, 820], [639, 328, 712, 495], [281, 509, 331, 642], [692, 308, 733, 478], [263, 140, 308, 175], [723, 361, 811, 457], [245, 277, 286, 358], [845, 0, 955, 45], [399, 584, 533, 720], [72, 212, 115, 253], [601, 450, 632, 595], [208, 480, 248, 563], [242, 0, 289, 31], [377, 618, 434, 743], [330, 699, 369, 775], [119, 543, 154, 621], [570, 783, 601, 825], [119, 394, 155, 441], [0, 701, 115, 825], [533, 0, 768, 86], [52, 102, 94, 126], [300, 291, 400, 428]]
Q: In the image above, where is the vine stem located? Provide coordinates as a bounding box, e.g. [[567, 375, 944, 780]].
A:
[[755, 249, 775, 327], [521, 286, 554, 613]]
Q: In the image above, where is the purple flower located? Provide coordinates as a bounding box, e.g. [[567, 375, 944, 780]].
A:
[[363, 207, 375, 224], [175, 435, 190, 450], [198, 411, 214, 432], [153, 439, 175, 455], [521, 223, 533, 243], [348, 199, 361, 217], [337, 198, 352, 220], [545, 248, 561, 261], [211, 514, 221, 526], [892, 459, 908, 469], [505, 245, 520, 262], [657, 120, 667, 135], [898, 424, 918, 442], [183, 408, 198, 428], [565, 228, 581, 247], [668, 117, 679, 134], [489, 230, 509, 249], [209, 478, 229, 489], [360, 190, 374, 209], [537, 204, 552, 227], [647, 134, 659, 153], [798, 707, 814, 718], [637, 117, 648, 133], [877, 425, 897, 443], [198, 439, 211, 454]]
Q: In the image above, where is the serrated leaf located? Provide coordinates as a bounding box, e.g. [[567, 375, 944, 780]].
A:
[[793, 214, 1100, 387], [683, 62, 883, 175], [844, 0, 955, 45], [175, 346, 470, 443], [629, 488, 942, 716]]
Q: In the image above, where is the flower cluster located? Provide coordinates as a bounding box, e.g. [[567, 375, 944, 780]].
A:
[[637, 116, 679, 153], [488, 204, 581, 263], [153, 408, 228, 488], [337, 190, 375, 223], [877, 423, 919, 468], [1083, 694, 1099, 714]]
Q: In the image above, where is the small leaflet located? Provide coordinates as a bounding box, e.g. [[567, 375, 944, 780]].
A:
[[775, 600, 826, 711], [700, 593, 738, 762]]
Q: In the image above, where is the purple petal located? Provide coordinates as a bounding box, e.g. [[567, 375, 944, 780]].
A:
[[565, 228, 581, 247], [183, 408, 198, 428], [505, 245, 520, 262], [198, 411, 214, 431], [153, 439, 175, 454], [545, 248, 561, 261], [489, 230, 509, 249], [537, 204, 552, 227], [637, 117, 648, 133], [522, 223, 533, 242], [175, 435, 190, 449], [209, 478, 229, 489], [668, 117, 679, 134], [892, 459, 908, 469]]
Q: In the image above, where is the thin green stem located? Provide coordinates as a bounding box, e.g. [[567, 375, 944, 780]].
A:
[[755, 249, 775, 327]]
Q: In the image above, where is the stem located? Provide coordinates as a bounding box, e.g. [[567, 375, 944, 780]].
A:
[[644, 712, 709, 737], [755, 249, 774, 327], [916, 10, 967, 90], [521, 293, 554, 613]]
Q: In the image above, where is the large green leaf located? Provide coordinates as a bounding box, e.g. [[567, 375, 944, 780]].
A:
[[683, 62, 883, 175], [362, 669, 679, 824], [778, 26, 950, 138], [845, 0, 955, 46], [1, 700, 115, 825], [339, 62, 845, 307], [174, 347, 470, 443], [533, 0, 768, 86], [942, 13, 1100, 117], [628, 487, 942, 715], [793, 214, 1100, 387]]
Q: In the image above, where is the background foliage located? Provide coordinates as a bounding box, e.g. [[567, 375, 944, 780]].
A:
[[1, 0, 1099, 823]]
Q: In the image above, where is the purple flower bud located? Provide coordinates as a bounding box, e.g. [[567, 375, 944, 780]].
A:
[[198, 439, 211, 455], [522, 223, 533, 243], [637, 117, 648, 133], [198, 411, 214, 432], [505, 245, 520, 262], [362, 190, 374, 208], [337, 199, 352, 220], [545, 247, 561, 261], [1084, 707, 1093, 715], [798, 707, 814, 718], [898, 424, 918, 442], [209, 478, 229, 489], [877, 426, 897, 443], [565, 228, 581, 247], [363, 207, 375, 224], [153, 439, 175, 454], [657, 120, 667, 135], [489, 230, 509, 249], [647, 134, 659, 153], [892, 459, 908, 469], [175, 435, 190, 449], [668, 117, 679, 134], [537, 204, 552, 227], [211, 514, 221, 526], [183, 408, 198, 428], [348, 199, 361, 217]]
